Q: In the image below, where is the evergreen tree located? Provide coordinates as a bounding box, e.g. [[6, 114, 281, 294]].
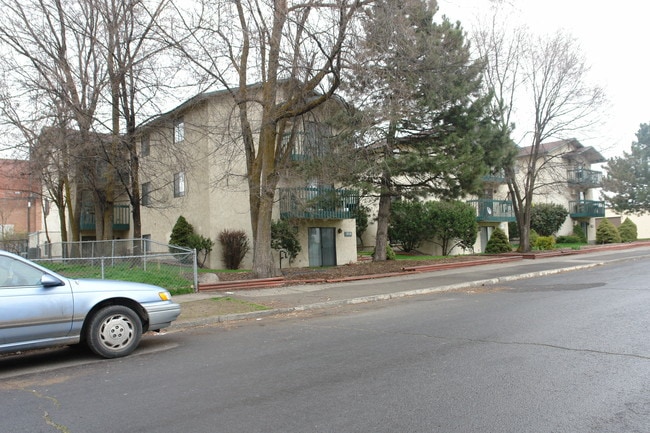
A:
[[346, 0, 509, 261], [169, 216, 194, 249], [596, 219, 621, 244], [485, 228, 512, 254], [618, 218, 638, 243], [602, 123, 650, 214]]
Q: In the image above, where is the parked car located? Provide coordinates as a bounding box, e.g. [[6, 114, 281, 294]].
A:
[[0, 249, 181, 359]]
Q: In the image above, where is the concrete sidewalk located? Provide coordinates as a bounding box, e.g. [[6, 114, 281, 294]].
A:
[[170, 244, 650, 329]]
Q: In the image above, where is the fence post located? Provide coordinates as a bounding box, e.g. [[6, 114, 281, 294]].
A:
[[193, 248, 199, 293], [101, 257, 105, 279]]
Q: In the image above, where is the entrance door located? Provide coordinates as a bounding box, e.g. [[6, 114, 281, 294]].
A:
[[308, 227, 337, 267]]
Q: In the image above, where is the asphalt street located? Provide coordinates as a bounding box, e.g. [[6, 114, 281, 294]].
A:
[[2, 250, 649, 432], [172, 244, 650, 327]]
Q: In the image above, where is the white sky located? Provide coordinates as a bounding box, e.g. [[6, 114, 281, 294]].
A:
[[438, 0, 649, 159]]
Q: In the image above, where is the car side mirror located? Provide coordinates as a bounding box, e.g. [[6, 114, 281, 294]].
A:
[[41, 274, 64, 287]]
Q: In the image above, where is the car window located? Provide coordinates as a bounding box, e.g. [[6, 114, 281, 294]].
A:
[[0, 256, 46, 287]]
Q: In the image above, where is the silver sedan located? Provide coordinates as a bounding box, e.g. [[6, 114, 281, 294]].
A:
[[0, 250, 181, 358]]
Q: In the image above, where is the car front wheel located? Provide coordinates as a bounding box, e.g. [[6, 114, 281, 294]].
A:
[[87, 305, 143, 358]]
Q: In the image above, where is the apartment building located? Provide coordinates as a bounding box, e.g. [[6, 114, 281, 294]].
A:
[[361, 138, 605, 254], [137, 88, 359, 270]]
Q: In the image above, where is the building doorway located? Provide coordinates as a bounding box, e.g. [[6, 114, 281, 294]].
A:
[[308, 227, 336, 267]]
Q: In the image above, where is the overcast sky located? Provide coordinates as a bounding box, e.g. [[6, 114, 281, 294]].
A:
[[438, 0, 648, 159]]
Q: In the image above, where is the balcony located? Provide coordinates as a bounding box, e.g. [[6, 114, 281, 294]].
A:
[[80, 204, 131, 231], [567, 168, 602, 188], [466, 199, 516, 222], [279, 187, 359, 220], [569, 200, 605, 218]]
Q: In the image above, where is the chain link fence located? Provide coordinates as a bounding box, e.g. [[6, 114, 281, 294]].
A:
[[31, 239, 198, 294]]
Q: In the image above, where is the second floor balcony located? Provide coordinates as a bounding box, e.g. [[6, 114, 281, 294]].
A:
[[567, 168, 602, 188], [466, 199, 516, 222], [80, 204, 131, 232], [279, 187, 359, 220], [569, 200, 605, 218]]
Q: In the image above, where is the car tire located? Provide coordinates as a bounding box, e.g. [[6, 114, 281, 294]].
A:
[[86, 305, 143, 358]]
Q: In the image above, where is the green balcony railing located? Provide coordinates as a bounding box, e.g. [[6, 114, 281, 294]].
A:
[[569, 200, 605, 218], [567, 168, 602, 188], [466, 199, 516, 222], [80, 204, 131, 231], [279, 187, 359, 220]]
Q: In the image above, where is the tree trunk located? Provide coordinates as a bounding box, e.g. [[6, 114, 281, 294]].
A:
[[373, 192, 392, 261], [251, 191, 278, 277]]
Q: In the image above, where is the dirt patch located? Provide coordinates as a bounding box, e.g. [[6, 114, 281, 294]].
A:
[[215, 255, 496, 282]]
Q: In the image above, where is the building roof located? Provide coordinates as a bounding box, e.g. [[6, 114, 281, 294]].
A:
[[518, 138, 605, 164]]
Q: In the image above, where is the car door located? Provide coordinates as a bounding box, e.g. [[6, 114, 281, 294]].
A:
[[0, 255, 74, 348]]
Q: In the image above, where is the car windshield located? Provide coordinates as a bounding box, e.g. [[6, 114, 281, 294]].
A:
[[0, 255, 47, 287]]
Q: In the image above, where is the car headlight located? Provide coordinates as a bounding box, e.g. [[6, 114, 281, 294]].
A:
[[158, 291, 172, 301]]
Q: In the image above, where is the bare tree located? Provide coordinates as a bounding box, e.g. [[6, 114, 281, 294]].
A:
[[474, 15, 605, 252], [96, 0, 172, 252], [0, 0, 109, 246], [171, 0, 368, 277], [0, 0, 176, 253]]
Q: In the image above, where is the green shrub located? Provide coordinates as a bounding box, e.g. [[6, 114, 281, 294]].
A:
[[529, 229, 539, 247], [556, 235, 582, 244], [218, 230, 250, 270], [169, 216, 213, 267], [596, 219, 621, 244], [485, 227, 512, 254], [353, 204, 370, 245], [189, 233, 214, 268], [386, 244, 396, 260], [534, 236, 556, 250], [425, 200, 478, 255], [271, 220, 301, 263], [530, 203, 569, 236], [572, 224, 587, 243], [618, 218, 638, 242], [388, 200, 429, 252], [169, 216, 194, 249]]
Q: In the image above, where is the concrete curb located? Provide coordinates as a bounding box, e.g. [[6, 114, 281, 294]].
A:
[[170, 261, 607, 331]]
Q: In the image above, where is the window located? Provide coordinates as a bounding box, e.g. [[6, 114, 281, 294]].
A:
[[173, 118, 185, 144], [0, 256, 45, 287], [173, 172, 186, 197], [142, 182, 151, 206], [141, 134, 150, 156]]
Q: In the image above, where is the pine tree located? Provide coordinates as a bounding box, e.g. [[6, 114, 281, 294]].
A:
[[485, 228, 512, 254], [596, 219, 621, 244], [602, 123, 650, 214], [347, 0, 509, 261], [169, 216, 194, 249], [618, 218, 638, 243]]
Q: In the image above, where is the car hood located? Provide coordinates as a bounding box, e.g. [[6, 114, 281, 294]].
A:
[[71, 278, 167, 294]]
